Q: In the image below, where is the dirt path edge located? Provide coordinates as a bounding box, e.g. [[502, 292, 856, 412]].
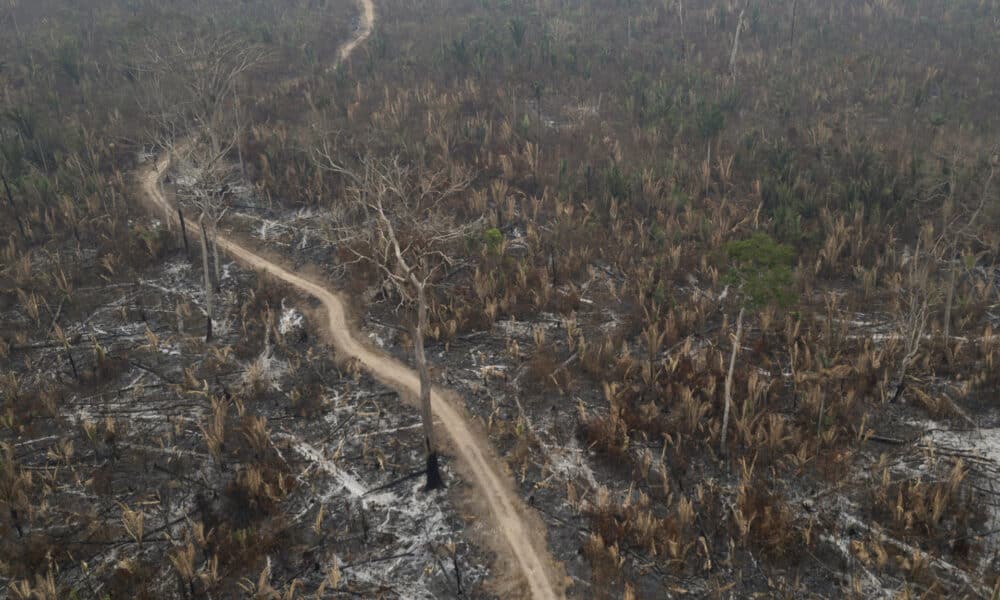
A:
[[133, 1, 568, 597]]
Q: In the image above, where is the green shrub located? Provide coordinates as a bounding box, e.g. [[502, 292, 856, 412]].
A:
[[724, 233, 797, 308], [482, 227, 504, 253]]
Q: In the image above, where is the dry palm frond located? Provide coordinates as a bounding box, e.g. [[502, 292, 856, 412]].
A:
[[169, 543, 196, 582], [120, 503, 145, 545]]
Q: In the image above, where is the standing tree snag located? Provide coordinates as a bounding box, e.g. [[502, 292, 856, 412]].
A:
[[316, 148, 474, 491], [140, 31, 263, 276], [729, 0, 751, 80], [141, 33, 267, 162], [891, 157, 995, 400], [788, 0, 798, 57], [138, 32, 264, 334], [199, 213, 214, 342], [720, 306, 744, 455], [168, 137, 238, 342], [178, 140, 237, 291], [0, 170, 26, 240]]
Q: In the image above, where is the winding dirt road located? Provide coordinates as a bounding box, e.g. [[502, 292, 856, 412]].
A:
[[137, 1, 565, 598]]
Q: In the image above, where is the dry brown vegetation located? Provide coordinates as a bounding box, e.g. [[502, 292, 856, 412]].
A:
[[227, 0, 1000, 596], [1, 0, 490, 597], [4, 0, 1000, 597]]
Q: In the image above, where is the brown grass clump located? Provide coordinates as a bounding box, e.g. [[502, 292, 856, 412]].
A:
[[871, 458, 977, 555], [732, 457, 801, 561], [577, 384, 631, 461], [582, 532, 625, 598]]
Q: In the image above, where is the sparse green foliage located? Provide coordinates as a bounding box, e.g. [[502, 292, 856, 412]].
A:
[[482, 227, 503, 253], [724, 233, 797, 308]]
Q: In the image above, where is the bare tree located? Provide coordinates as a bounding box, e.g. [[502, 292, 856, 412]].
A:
[[885, 151, 995, 389], [675, 0, 687, 61], [788, 0, 798, 57], [891, 232, 934, 402], [199, 213, 214, 342], [0, 165, 26, 239], [720, 306, 744, 455], [178, 142, 239, 284], [138, 33, 264, 340], [141, 33, 267, 160], [729, 0, 751, 80], [316, 147, 474, 491], [5, 0, 19, 43], [167, 137, 243, 345]]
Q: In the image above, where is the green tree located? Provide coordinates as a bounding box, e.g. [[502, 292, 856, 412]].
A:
[[723, 232, 797, 308], [482, 227, 504, 254]]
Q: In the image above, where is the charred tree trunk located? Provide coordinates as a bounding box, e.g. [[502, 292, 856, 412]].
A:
[[67, 349, 80, 382], [178, 207, 190, 258], [943, 262, 956, 343], [199, 214, 213, 342], [720, 307, 744, 455], [1, 172, 26, 239], [235, 95, 246, 178], [414, 282, 444, 491], [211, 223, 222, 293]]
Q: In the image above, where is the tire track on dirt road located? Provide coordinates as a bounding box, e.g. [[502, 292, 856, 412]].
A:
[[137, 1, 566, 597]]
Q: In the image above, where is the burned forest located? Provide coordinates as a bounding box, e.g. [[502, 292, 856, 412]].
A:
[[2, 0, 1000, 598]]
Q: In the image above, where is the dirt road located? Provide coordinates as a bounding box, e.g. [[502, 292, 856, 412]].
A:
[[137, 1, 565, 598]]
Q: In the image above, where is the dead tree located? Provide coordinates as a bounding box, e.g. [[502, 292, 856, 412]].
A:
[[154, 130, 237, 302], [141, 32, 263, 285], [199, 213, 214, 342], [178, 141, 237, 291], [141, 33, 267, 160], [891, 237, 933, 402], [886, 154, 996, 404], [316, 148, 474, 491], [937, 159, 996, 344], [720, 306, 744, 455], [729, 0, 750, 80], [0, 170, 26, 239], [5, 0, 20, 43], [676, 0, 687, 61], [788, 0, 798, 57]]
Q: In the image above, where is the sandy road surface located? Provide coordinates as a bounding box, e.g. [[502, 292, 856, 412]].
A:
[[136, 1, 565, 598]]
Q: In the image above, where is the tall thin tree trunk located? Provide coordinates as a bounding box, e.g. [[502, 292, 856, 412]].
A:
[[160, 175, 171, 232], [0, 172, 26, 238], [513, 90, 517, 128], [66, 349, 79, 381], [678, 0, 687, 62], [414, 282, 443, 491], [536, 94, 542, 146], [235, 94, 246, 178], [943, 262, 956, 342], [199, 214, 213, 342], [720, 307, 744, 455], [212, 223, 222, 292], [788, 0, 798, 57], [9, 6, 20, 44], [729, 2, 748, 80], [178, 207, 190, 258]]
